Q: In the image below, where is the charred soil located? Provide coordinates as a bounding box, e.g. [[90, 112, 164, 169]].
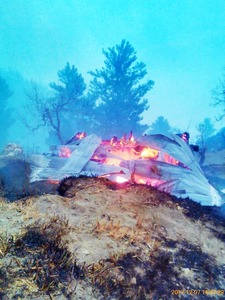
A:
[[0, 176, 225, 299]]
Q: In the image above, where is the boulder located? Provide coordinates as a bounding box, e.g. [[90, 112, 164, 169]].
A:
[[0, 156, 31, 200]]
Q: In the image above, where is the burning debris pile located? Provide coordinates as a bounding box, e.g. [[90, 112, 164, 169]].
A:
[[30, 132, 223, 207]]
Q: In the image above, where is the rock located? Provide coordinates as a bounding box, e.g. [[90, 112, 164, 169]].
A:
[[0, 156, 30, 200], [0, 155, 60, 200]]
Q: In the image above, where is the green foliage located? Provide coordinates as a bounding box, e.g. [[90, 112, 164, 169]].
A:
[[23, 42, 154, 143], [88, 40, 154, 138], [198, 126, 225, 152], [48, 63, 87, 143], [52, 62, 96, 136], [24, 63, 87, 144], [49, 62, 86, 105], [146, 116, 173, 135], [196, 118, 215, 148]]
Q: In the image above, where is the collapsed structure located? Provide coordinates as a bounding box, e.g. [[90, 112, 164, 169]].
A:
[[30, 132, 223, 207]]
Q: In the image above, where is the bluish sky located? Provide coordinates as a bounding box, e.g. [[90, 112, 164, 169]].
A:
[[1, 0, 225, 141]]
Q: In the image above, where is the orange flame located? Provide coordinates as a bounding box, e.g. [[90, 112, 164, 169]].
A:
[[59, 146, 71, 158], [110, 136, 118, 146], [164, 153, 178, 165], [75, 132, 86, 139], [128, 131, 135, 143], [129, 135, 135, 143], [141, 147, 159, 159]]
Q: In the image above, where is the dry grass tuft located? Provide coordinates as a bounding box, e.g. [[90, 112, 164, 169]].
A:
[[0, 215, 84, 299], [93, 218, 152, 245], [0, 234, 16, 258]]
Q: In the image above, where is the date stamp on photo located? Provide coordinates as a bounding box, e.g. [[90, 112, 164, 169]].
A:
[[171, 289, 224, 296]]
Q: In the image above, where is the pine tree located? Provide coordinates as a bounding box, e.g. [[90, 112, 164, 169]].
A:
[[147, 116, 172, 135], [89, 40, 154, 138]]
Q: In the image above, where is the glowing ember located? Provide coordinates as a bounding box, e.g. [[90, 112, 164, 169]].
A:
[[181, 132, 190, 143], [141, 147, 159, 159], [138, 178, 146, 184], [75, 132, 86, 139], [105, 157, 121, 166], [47, 179, 60, 184], [134, 175, 165, 187], [59, 146, 71, 158], [163, 153, 178, 165]]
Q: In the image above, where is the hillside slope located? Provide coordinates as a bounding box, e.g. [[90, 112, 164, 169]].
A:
[[0, 177, 225, 299]]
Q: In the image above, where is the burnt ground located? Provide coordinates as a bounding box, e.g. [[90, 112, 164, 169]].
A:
[[0, 176, 225, 299]]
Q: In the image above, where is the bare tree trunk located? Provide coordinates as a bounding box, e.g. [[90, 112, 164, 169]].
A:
[[55, 109, 63, 144], [57, 131, 64, 144], [46, 108, 64, 144]]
